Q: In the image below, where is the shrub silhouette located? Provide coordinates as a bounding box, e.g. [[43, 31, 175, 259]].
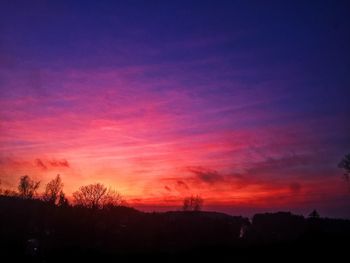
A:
[[183, 195, 204, 211]]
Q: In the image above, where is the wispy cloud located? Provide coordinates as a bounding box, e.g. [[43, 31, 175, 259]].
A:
[[0, 30, 349, 214]]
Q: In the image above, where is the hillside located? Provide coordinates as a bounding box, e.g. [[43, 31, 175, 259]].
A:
[[0, 196, 349, 261]]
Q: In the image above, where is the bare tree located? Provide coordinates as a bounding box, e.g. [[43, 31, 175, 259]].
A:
[[18, 175, 40, 199], [73, 183, 122, 209], [43, 174, 64, 205], [101, 188, 123, 209], [183, 195, 204, 211], [339, 153, 350, 182]]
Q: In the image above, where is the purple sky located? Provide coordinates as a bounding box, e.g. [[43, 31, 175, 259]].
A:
[[1, 0, 350, 218]]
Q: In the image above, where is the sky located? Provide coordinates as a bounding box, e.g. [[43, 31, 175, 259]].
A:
[[0, 0, 350, 218]]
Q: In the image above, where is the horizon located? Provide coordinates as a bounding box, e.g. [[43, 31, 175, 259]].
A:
[[1, 1, 350, 218]]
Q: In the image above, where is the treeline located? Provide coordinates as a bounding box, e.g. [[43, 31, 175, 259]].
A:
[[0, 174, 124, 209], [0, 175, 202, 211], [0, 150, 349, 262], [0, 195, 349, 261]]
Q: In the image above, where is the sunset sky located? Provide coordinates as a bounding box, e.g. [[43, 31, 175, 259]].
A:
[[1, 1, 349, 217]]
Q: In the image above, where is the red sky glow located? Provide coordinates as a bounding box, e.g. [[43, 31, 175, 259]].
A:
[[1, 1, 349, 218]]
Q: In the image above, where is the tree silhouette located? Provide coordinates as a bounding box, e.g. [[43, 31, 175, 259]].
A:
[[338, 153, 350, 184], [43, 174, 64, 205], [308, 209, 320, 219], [100, 188, 123, 209], [72, 183, 122, 209], [183, 195, 204, 211], [18, 175, 40, 199], [58, 190, 69, 207]]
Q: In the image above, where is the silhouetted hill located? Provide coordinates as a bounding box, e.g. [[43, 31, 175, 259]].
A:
[[249, 212, 306, 242], [0, 196, 349, 262]]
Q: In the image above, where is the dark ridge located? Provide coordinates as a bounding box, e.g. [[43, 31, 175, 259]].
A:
[[0, 196, 349, 262]]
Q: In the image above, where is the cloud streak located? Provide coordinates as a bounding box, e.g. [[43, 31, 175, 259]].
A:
[[0, 1, 349, 217]]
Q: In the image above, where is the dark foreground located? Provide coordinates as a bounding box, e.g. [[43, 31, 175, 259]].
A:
[[1, 196, 349, 262]]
